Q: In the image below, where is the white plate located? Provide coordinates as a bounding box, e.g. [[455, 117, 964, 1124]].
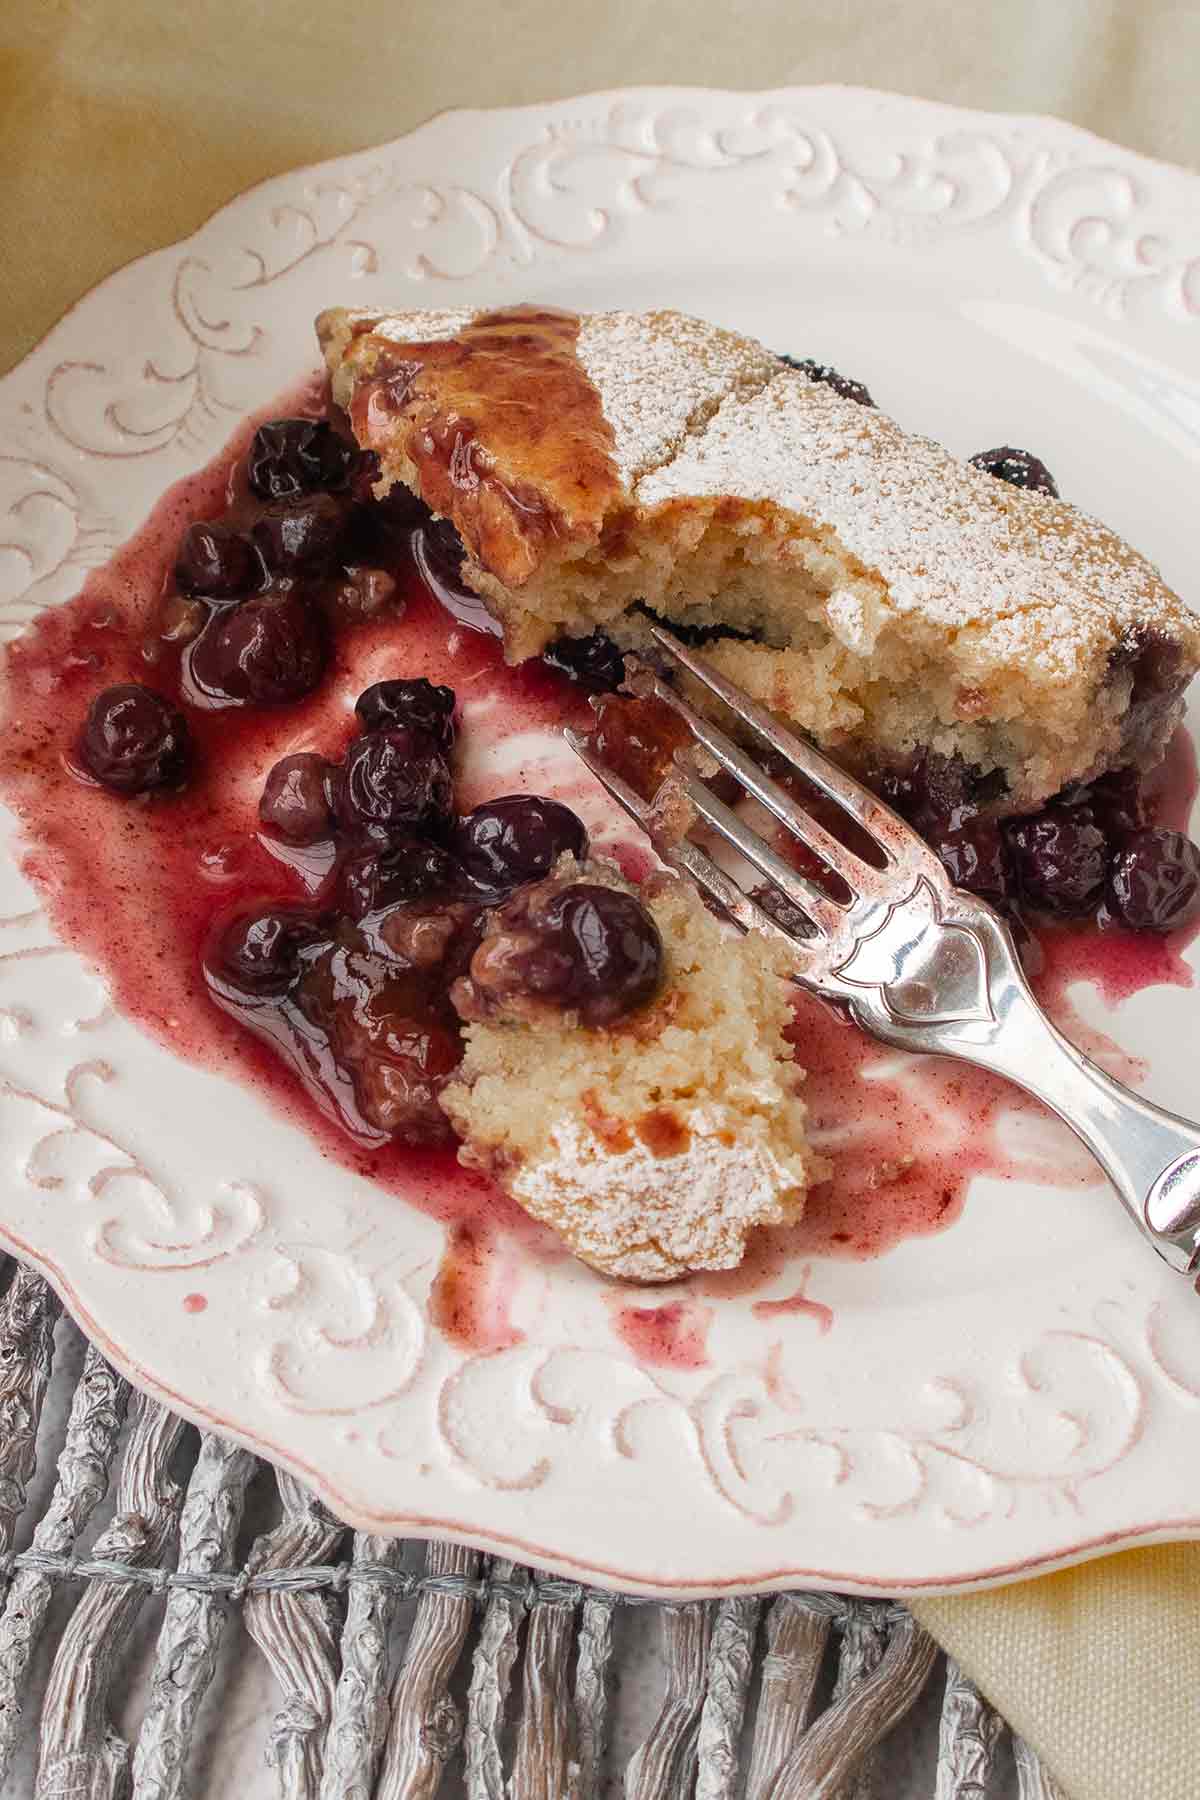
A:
[[3, 85, 1200, 1597]]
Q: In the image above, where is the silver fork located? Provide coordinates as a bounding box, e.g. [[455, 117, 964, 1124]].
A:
[[568, 625, 1200, 1291]]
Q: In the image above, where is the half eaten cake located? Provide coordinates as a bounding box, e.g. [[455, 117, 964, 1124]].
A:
[[441, 856, 819, 1282], [317, 302, 1200, 815]]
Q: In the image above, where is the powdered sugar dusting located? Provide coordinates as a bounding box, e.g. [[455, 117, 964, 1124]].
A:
[[319, 301, 1199, 806], [637, 369, 1194, 679], [345, 307, 476, 347], [321, 302, 1196, 686], [512, 1111, 807, 1284], [322, 304, 778, 496], [576, 309, 777, 489]]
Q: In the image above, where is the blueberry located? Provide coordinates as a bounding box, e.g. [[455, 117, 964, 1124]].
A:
[[247, 419, 357, 501], [421, 517, 467, 587], [335, 728, 453, 833], [348, 449, 384, 506], [522, 883, 664, 1025], [1067, 768, 1145, 841], [929, 816, 1012, 899], [413, 517, 502, 637], [876, 750, 1004, 836], [449, 796, 589, 894], [779, 355, 874, 407], [259, 753, 336, 844], [341, 838, 460, 919], [374, 480, 431, 530], [213, 906, 328, 996], [187, 594, 326, 707], [80, 684, 190, 794], [251, 494, 348, 578], [175, 521, 261, 601], [542, 632, 626, 692], [968, 446, 1059, 498], [1111, 627, 1187, 705], [1106, 829, 1200, 933], [1006, 806, 1107, 914], [355, 678, 457, 749]]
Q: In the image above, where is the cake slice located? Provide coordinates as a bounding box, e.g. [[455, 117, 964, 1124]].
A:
[[441, 856, 819, 1283], [317, 302, 1200, 816]]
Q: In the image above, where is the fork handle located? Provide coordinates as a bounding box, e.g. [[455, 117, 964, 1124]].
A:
[[989, 996, 1200, 1281], [849, 912, 1200, 1286], [915, 967, 1200, 1284]]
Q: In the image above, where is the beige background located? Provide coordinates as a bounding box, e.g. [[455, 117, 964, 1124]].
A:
[[4, 4, 1200, 1796], [6, 0, 1200, 368]]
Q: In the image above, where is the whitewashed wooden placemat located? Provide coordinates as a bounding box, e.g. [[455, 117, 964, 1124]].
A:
[[0, 1260, 1068, 1798]]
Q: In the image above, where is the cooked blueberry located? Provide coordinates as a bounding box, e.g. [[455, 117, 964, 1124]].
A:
[[375, 481, 431, 530], [449, 796, 589, 894], [335, 728, 453, 833], [1006, 806, 1107, 914], [251, 494, 348, 578], [876, 750, 1003, 836], [421, 516, 466, 583], [259, 753, 336, 844], [413, 518, 501, 636], [187, 593, 326, 707], [80, 684, 191, 794], [373, 900, 482, 976], [1106, 829, 1200, 933], [778, 355, 874, 407], [294, 931, 466, 1141], [550, 882, 662, 1022], [175, 521, 261, 600], [246, 419, 357, 500], [1068, 767, 1145, 841], [930, 816, 1012, 899], [1111, 627, 1187, 704], [355, 678, 457, 749], [348, 449, 384, 506], [341, 838, 459, 919], [542, 631, 626, 691], [213, 907, 328, 996], [522, 883, 664, 1025], [968, 446, 1059, 497]]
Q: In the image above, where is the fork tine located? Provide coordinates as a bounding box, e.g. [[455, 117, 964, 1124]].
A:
[[632, 666, 897, 898], [566, 733, 819, 956], [647, 626, 941, 864], [673, 770, 849, 940]]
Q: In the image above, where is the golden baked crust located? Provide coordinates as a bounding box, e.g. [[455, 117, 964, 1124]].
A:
[[320, 304, 621, 589], [318, 302, 1200, 811]]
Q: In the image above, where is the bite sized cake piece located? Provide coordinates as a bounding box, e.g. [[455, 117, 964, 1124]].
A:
[[317, 302, 1200, 815], [440, 856, 819, 1283]]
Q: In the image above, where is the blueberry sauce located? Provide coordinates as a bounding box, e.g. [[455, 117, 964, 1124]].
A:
[[611, 1299, 712, 1370]]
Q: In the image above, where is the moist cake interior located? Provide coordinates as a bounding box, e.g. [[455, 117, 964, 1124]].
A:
[[319, 303, 1200, 816]]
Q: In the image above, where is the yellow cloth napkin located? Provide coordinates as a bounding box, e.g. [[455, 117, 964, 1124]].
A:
[[4, 5, 1199, 1795], [919, 1547, 1200, 1800]]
